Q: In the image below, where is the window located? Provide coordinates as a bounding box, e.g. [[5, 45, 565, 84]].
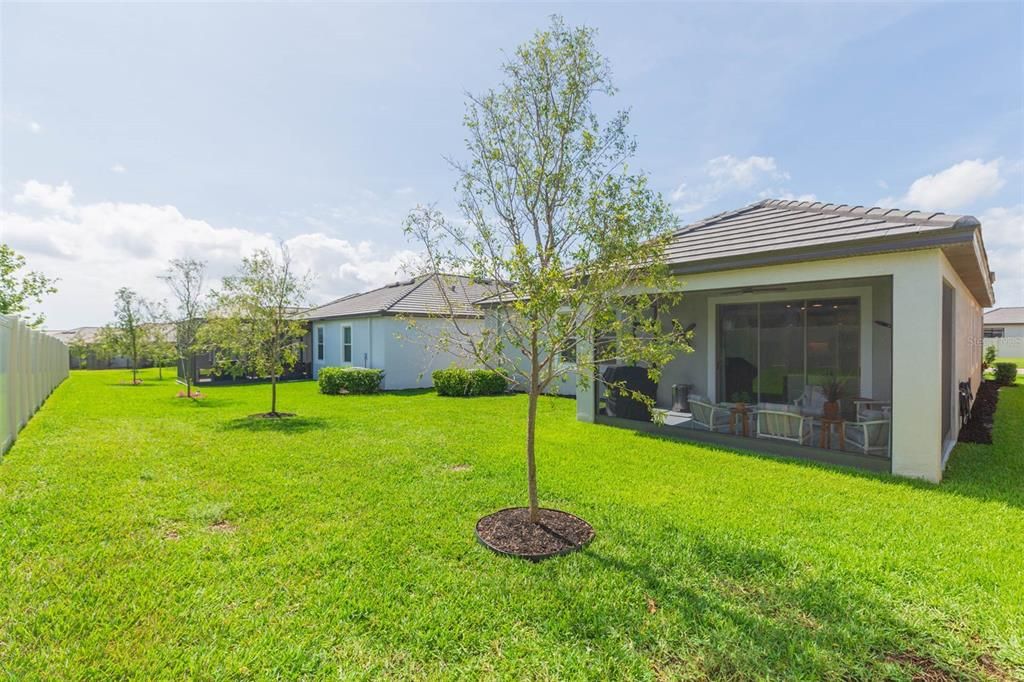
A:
[[342, 325, 352, 363], [718, 297, 860, 404], [316, 327, 324, 361], [984, 327, 1005, 338]]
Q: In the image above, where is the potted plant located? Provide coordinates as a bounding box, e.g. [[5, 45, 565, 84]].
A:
[[822, 372, 846, 420]]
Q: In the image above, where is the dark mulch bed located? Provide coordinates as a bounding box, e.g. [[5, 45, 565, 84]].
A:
[[958, 380, 1004, 444], [248, 412, 297, 419], [476, 507, 594, 561]]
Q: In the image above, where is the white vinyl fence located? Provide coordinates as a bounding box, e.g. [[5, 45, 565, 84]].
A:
[[1, 315, 70, 455]]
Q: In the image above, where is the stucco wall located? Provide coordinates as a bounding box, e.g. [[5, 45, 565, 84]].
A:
[[482, 311, 577, 396], [311, 316, 483, 390], [984, 323, 1024, 359], [941, 252, 985, 434]]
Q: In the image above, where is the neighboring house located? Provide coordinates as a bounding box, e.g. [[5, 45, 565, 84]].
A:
[[300, 274, 493, 390], [565, 199, 995, 484], [46, 325, 175, 369], [983, 307, 1024, 359], [178, 309, 313, 385]]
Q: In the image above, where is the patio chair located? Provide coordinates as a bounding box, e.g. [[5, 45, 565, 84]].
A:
[[844, 417, 891, 456], [755, 404, 813, 445], [688, 397, 731, 432], [854, 399, 892, 422], [793, 385, 840, 417]]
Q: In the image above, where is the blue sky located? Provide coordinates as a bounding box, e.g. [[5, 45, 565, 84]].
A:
[[2, 2, 1021, 328]]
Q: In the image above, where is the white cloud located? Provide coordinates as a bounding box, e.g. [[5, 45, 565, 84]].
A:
[[111, 163, 126, 174], [13, 180, 76, 215], [706, 155, 788, 188], [670, 154, 797, 214], [3, 180, 422, 328], [899, 159, 1005, 210], [28, 121, 41, 134], [979, 205, 1024, 307]]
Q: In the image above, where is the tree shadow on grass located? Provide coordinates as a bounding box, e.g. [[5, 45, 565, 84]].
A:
[[626, 422, 1024, 511], [564, 525, 995, 679], [219, 415, 329, 434]]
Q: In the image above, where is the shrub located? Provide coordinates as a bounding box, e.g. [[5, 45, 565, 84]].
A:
[[318, 366, 384, 394], [432, 368, 508, 396], [993, 362, 1018, 385], [983, 344, 997, 369]]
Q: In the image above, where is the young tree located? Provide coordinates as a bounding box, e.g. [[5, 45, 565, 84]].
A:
[[0, 244, 58, 327], [143, 307, 177, 381], [160, 258, 208, 397], [102, 287, 156, 384], [202, 246, 312, 416], [406, 18, 692, 524], [67, 335, 91, 369]]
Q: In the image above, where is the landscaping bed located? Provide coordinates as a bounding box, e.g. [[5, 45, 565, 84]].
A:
[[476, 507, 594, 560], [958, 380, 1001, 444]]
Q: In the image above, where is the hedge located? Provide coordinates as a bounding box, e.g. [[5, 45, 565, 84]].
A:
[[432, 368, 508, 396], [318, 367, 384, 394], [993, 362, 1018, 385]]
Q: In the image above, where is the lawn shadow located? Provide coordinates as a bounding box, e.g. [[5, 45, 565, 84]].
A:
[[382, 388, 435, 397], [571, 524, 994, 679], [624, 416, 1024, 511], [219, 415, 329, 434]]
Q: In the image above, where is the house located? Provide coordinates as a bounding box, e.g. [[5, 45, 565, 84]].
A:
[[299, 274, 493, 390], [570, 199, 995, 483], [46, 324, 175, 370], [177, 309, 313, 385], [983, 307, 1024, 359]]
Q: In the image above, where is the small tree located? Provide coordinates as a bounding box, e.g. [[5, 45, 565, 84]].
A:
[[202, 245, 312, 416], [144, 310, 177, 381], [406, 18, 691, 524], [102, 287, 156, 384], [983, 344, 997, 370], [160, 258, 208, 396], [67, 336, 91, 369], [0, 244, 58, 327]]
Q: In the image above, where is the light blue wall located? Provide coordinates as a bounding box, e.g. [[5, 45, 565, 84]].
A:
[[311, 316, 484, 390]]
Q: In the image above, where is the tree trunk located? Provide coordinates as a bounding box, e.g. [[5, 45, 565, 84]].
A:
[[526, 333, 541, 523], [271, 373, 278, 415], [158, 365, 163, 380]]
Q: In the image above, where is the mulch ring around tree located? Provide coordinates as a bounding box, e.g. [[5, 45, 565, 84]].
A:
[[958, 380, 1004, 444], [176, 391, 205, 399], [476, 507, 594, 562], [247, 412, 297, 419]]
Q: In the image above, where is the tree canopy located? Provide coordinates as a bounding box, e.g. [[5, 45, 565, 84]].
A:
[[406, 17, 692, 522], [0, 244, 58, 328]]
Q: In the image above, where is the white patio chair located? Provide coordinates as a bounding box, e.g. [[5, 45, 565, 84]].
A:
[[688, 398, 731, 432], [854, 399, 892, 422], [844, 418, 891, 456], [793, 385, 840, 417], [756, 404, 813, 445]]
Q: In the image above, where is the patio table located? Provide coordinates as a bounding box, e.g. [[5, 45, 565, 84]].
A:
[[729, 404, 755, 437], [819, 417, 846, 450]]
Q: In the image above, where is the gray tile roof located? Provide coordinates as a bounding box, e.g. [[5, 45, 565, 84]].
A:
[[475, 198, 995, 306], [300, 274, 494, 320], [666, 199, 981, 269], [984, 307, 1024, 325]]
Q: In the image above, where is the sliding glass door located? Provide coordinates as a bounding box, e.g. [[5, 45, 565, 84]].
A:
[[717, 297, 860, 406]]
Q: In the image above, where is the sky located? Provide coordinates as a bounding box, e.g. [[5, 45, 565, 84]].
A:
[[2, 2, 1022, 330]]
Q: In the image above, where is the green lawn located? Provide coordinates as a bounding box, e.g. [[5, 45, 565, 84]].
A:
[[2, 370, 1022, 679]]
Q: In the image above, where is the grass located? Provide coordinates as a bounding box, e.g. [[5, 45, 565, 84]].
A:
[[1, 370, 1022, 679], [994, 357, 1023, 367]]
